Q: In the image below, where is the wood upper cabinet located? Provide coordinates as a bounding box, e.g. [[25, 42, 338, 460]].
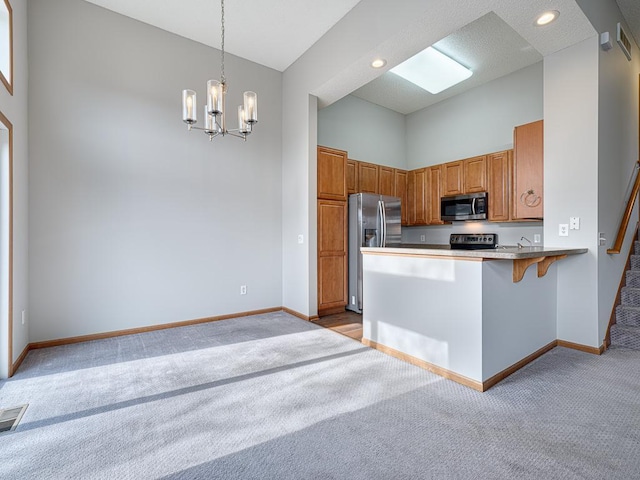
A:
[[394, 169, 408, 226], [513, 120, 543, 219], [318, 146, 347, 201], [346, 159, 358, 195], [463, 155, 487, 193], [442, 161, 463, 197], [358, 162, 379, 194], [487, 150, 512, 222], [317, 199, 347, 314], [408, 168, 427, 225], [427, 165, 444, 225], [378, 166, 395, 196]]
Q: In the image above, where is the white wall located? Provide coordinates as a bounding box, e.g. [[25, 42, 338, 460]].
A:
[[27, 0, 282, 342], [318, 95, 406, 168], [576, 0, 640, 343], [406, 62, 543, 168], [0, 0, 28, 377], [544, 37, 600, 347]]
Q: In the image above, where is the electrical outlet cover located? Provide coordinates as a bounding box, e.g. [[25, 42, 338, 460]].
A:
[[559, 224, 569, 237]]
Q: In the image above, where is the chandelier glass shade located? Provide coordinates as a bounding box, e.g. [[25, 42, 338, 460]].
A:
[[181, 0, 257, 141]]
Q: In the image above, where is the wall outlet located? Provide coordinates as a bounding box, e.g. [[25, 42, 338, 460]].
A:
[[351, 295, 356, 305], [420, 235, 426, 242], [559, 224, 569, 236], [21, 310, 25, 325], [240, 285, 247, 295], [599, 232, 606, 246], [533, 234, 541, 244]]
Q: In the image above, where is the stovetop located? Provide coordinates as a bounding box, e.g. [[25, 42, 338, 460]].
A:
[[449, 233, 498, 250]]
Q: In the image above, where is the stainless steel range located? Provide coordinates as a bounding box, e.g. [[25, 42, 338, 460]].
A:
[[449, 233, 498, 250]]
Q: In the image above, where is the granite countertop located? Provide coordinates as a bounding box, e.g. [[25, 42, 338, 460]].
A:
[[362, 244, 588, 260]]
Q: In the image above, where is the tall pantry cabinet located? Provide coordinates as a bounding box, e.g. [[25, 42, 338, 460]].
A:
[[317, 147, 348, 316]]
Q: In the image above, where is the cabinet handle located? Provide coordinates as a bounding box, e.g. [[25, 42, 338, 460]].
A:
[[520, 189, 541, 207]]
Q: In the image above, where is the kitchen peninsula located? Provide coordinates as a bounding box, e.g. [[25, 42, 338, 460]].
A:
[[360, 245, 587, 391]]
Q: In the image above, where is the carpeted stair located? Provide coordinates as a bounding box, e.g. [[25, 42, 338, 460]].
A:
[[611, 238, 640, 350]]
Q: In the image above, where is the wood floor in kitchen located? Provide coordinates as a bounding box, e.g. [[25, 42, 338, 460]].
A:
[[314, 310, 363, 341]]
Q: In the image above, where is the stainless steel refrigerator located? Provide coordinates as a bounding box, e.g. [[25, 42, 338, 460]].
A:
[[347, 193, 401, 313]]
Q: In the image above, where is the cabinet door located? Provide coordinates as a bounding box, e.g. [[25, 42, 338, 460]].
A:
[[318, 146, 347, 201], [463, 155, 487, 193], [346, 159, 358, 195], [442, 161, 463, 196], [413, 168, 427, 225], [427, 165, 444, 225], [317, 200, 347, 313], [513, 120, 543, 219], [378, 166, 395, 196], [394, 169, 408, 226], [487, 150, 512, 222], [407, 170, 416, 226], [358, 162, 379, 194]]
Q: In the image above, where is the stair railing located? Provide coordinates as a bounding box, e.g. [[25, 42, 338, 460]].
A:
[[608, 160, 640, 254]]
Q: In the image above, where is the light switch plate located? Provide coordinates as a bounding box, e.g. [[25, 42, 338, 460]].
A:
[[559, 224, 569, 236], [570, 217, 580, 230], [297, 234, 304, 244]]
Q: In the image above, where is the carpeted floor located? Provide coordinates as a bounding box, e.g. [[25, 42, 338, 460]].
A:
[[0, 311, 639, 479]]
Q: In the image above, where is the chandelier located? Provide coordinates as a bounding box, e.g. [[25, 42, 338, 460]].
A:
[[181, 0, 257, 141]]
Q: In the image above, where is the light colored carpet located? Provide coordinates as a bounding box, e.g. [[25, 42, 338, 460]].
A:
[[1, 311, 639, 479]]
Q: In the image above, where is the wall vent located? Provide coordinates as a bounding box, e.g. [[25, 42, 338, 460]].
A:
[[0, 405, 28, 434], [617, 23, 632, 61]]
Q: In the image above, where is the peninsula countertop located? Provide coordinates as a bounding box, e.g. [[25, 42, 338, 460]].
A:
[[361, 244, 588, 260]]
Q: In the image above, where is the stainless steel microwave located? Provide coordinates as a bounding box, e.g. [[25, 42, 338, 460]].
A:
[[440, 192, 488, 221]]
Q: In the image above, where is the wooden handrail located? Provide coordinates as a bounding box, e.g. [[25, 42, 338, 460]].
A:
[[608, 160, 640, 254]]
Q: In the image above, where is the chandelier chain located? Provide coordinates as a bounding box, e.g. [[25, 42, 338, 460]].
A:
[[220, 0, 225, 84]]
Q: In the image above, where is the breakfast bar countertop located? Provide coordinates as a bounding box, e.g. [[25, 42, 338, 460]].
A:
[[362, 245, 588, 260]]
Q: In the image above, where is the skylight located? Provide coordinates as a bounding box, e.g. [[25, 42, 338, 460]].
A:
[[390, 47, 472, 94]]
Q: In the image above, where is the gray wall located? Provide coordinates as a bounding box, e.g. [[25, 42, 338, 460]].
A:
[[405, 62, 543, 169], [0, 0, 28, 377], [318, 95, 406, 168], [576, 0, 640, 343], [27, 0, 283, 342]]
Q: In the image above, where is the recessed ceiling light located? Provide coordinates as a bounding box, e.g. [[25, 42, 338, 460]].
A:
[[371, 59, 387, 68], [535, 10, 559, 26], [390, 47, 472, 94]]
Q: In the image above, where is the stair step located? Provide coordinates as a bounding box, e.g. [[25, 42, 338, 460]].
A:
[[616, 305, 640, 327], [621, 287, 640, 306], [626, 270, 640, 288], [631, 255, 640, 270], [610, 324, 640, 350]]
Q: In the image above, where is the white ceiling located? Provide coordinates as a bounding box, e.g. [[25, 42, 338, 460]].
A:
[[82, 0, 363, 72], [351, 12, 543, 115], [83, 0, 637, 114]]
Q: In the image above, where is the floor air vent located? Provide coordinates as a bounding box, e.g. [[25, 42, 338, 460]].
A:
[[0, 404, 28, 434]]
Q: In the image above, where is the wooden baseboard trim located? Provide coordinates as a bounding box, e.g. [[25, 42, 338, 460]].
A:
[[362, 338, 484, 392], [318, 306, 346, 317], [282, 307, 319, 322], [557, 339, 604, 355], [29, 307, 282, 350], [364, 338, 558, 392], [481, 340, 558, 391], [9, 343, 30, 377]]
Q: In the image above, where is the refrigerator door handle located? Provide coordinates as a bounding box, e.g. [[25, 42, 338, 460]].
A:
[[377, 200, 384, 247], [380, 200, 387, 247]]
